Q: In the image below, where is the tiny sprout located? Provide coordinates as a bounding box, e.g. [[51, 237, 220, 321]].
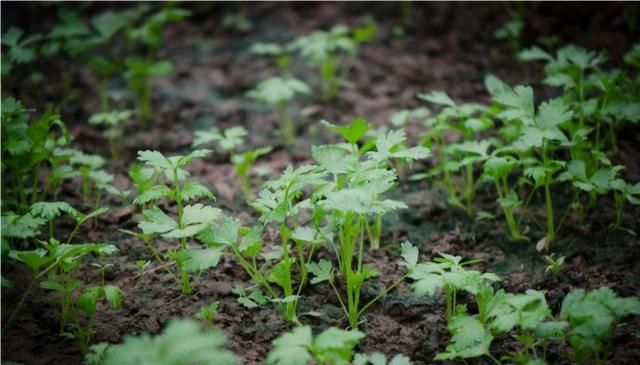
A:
[[134, 259, 150, 276], [196, 301, 219, 327], [544, 253, 566, 282]]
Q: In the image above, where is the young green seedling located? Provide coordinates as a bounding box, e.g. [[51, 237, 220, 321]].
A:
[[408, 253, 500, 321], [267, 325, 365, 365], [125, 7, 190, 121], [193, 126, 272, 199], [560, 287, 640, 365], [3, 239, 117, 335], [290, 22, 376, 101], [134, 259, 150, 277], [1, 98, 69, 212], [88, 110, 133, 160], [322, 118, 430, 249], [248, 77, 310, 144], [196, 301, 219, 327], [69, 282, 123, 353], [135, 149, 221, 295], [482, 153, 527, 241], [416, 91, 493, 215], [544, 253, 565, 282], [487, 76, 574, 249], [100, 318, 238, 365], [231, 284, 269, 309], [1, 27, 43, 77], [609, 178, 640, 232], [200, 165, 328, 324]]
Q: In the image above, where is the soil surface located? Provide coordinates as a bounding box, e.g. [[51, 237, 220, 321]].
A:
[[2, 2, 639, 365]]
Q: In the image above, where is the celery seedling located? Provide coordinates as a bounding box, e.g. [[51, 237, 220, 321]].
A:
[[88, 110, 133, 160], [544, 253, 565, 282], [267, 325, 365, 365], [560, 287, 640, 365], [290, 22, 376, 101], [416, 91, 492, 215], [135, 149, 221, 295], [408, 253, 500, 321], [101, 318, 238, 365], [248, 77, 310, 144], [200, 165, 328, 324], [193, 126, 272, 199], [196, 301, 219, 327]]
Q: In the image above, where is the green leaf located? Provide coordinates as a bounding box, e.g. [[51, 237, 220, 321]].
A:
[[78, 286, 101, 315], [267, 326, 313, 365], [1, 213, 46, 239], [29, 201, 76, 221], [400, 241, 418, 268], [138, 207, 178, 235], [434, 315, 492, 360], [518, 46, 553, 62], [312, 145, 359, 175], [306, 259, 332, 284], [103, 285, 123, 309], [133, 184, 172, 205], [535, 98, 573, 130], [248, 77, 310, 105], [163, 204, 221, 239], [8, 248, 51, 273], [197, 216, 241, 247], [180, 181, 214, 202], [137, 150, 173, 171], [102, 318, 238, 365], [417, 90, 456, 107], [179, 247, 223, 273], [312, 327, 365, 365], [322, 117, 370, 145]]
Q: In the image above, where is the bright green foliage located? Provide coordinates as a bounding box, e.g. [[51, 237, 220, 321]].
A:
[[101, 318, 239, 365], [321, 118, 430, 248], [196, 301, 219, 327], [200, 165, 328, 324], [435, 314, 494, 361], [610, 178, 640, 232], [1, 98, 70, 212], [232, 147, 273, 199], [416, 90, 492, 215], [481, 153, 526, 240], [408, 253, 500, 320], [488, 77, 574, 248], [248, 77, 310, 143], [193, 125, 272, 200], [486, 290, 551, 334], [1, 27, 43, 75], [266, 326, 365, 365], [3, 238, 118, 349], [135, 149, 219, 295], [544, 253, 565, 282], [231, 285, 269, 309], [560, 287, 640, 365]]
